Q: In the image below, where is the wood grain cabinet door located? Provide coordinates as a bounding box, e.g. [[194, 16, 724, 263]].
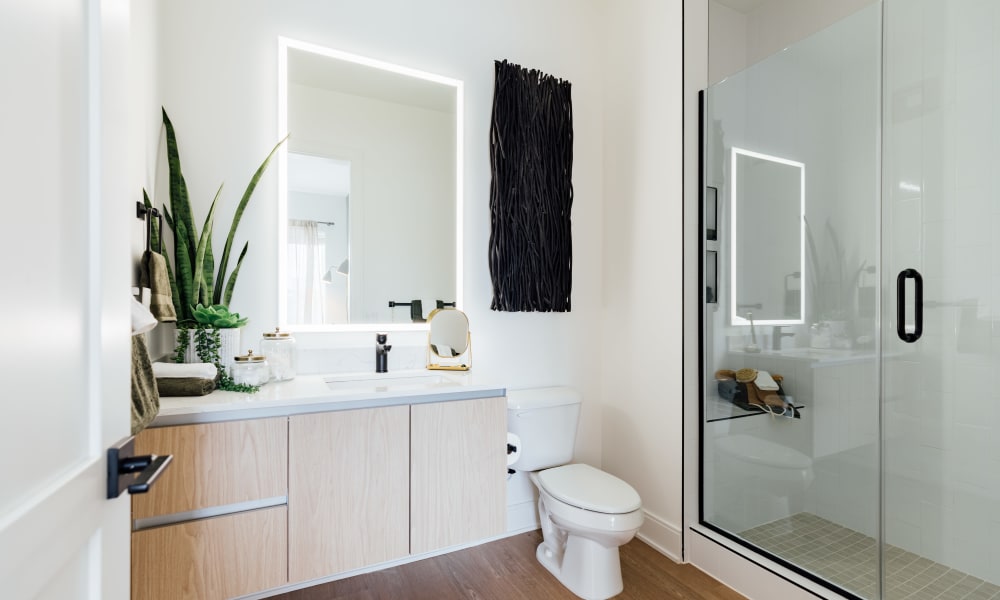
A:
[[410, 396, 507, 554], [131, 506, 287, 600], [132, 418, 288, 520], [288, 406, 410, 582]]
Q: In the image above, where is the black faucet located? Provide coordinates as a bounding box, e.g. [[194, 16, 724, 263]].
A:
[[772, 326, 795, 351], [375, 332, 392, 373]]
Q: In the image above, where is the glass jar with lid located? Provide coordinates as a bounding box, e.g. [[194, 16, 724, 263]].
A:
[[260, 327, 297, 381], [231, 350, 269, 386]]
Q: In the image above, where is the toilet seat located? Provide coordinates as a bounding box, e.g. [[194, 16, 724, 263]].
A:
[[535, 463, 642, 514]]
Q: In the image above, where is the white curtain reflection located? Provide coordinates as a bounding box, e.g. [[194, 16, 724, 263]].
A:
[[287, 219, 326, 324]]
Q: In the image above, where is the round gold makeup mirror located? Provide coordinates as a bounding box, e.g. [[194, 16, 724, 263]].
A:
[[426, 308, 471, 371]]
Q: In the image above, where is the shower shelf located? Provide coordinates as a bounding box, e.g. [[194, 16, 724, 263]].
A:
[[705, 395, 803, 423]]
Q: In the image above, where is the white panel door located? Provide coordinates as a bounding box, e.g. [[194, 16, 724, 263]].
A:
[[0, 0, 132, 598]]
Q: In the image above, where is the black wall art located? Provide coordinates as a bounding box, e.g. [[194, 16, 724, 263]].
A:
[[489, 59, 574, 312]]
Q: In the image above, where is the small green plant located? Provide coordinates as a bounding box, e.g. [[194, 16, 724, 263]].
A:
[[174, 323, 259, 393], [192, 303, 249, 329]]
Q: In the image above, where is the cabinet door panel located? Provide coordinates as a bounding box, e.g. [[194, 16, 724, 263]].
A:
[[411, 396, 507, 554], [131, 506, 287, 600], [288, 406, 409, 582], [132, 418, 288, 519]]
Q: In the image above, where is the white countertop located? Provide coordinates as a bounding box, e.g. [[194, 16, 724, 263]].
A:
[[152, 370, 506, 427]]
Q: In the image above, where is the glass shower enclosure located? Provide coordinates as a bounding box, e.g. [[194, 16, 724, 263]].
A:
[[700, 2, 1000, 598]]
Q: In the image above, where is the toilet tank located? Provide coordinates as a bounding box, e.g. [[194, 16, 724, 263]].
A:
[[507, 387, 581, 471]]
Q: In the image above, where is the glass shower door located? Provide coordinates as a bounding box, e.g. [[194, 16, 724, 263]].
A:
[[700, 5, 883, 598], [882, 1, 1000, 597]]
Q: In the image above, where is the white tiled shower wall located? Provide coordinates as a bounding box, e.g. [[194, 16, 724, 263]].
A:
[[880, 0, 1000, 582]]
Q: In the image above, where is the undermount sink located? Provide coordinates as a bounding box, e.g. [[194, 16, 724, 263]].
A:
[[323, 372, 458, 392]]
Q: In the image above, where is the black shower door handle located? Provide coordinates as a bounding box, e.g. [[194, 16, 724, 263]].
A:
[[896, 268, 923, 343]]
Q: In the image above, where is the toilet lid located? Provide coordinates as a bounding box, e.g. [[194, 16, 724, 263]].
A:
[[536, 463, 641, 514], [715, 434, 812, 470]]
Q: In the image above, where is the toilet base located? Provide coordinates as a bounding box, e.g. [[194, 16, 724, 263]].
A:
[[536, 535, 624, 600]]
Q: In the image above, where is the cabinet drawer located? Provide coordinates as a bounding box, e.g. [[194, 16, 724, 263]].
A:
[[132, 418, 288, 520], [131, 506, 287, 600]]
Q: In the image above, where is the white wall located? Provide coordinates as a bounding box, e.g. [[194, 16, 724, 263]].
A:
[[708, 1, 748, 86], [147, 0, 608, 467], [601, 0, 685, 559]]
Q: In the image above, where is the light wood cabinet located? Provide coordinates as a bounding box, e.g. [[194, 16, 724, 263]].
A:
[[131, 419, 289, 600], [288, 406, 410, 582], [410, 396, 507, 554], [131, 506, 287, 600], [132, 418, 288, 520], [132, 395, 507, 598]]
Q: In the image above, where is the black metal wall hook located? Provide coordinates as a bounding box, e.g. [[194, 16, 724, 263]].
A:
[[136, 201, 163, 254]]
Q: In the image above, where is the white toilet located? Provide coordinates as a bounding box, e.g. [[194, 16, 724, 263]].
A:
[[507, 388, 643, 600]]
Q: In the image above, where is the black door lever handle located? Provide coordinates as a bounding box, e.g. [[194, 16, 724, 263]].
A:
[[107, 436, 173, 499]]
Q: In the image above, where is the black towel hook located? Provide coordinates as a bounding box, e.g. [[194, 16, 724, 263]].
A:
[[136, 201, 162, 254]]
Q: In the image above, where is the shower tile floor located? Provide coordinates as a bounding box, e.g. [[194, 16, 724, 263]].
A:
[[740, 513, 1000, 600]]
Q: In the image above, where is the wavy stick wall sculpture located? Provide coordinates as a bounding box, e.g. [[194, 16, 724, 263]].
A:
[[489, 59, 574, 312]]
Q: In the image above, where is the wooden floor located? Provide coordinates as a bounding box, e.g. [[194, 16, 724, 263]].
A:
[[267, 531, 746, 600]]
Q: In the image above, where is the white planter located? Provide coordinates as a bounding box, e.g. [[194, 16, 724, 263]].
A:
[[177, 327, 242, 370]]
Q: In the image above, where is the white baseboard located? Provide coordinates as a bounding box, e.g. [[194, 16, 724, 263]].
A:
[[507, 500, 540, 533], [636, 510, 682, 562]]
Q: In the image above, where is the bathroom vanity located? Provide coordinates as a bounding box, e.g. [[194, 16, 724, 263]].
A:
[[131, 372, 507, 600]]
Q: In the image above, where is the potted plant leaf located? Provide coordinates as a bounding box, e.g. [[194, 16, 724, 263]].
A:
[[174, 303, 248, 369], [144, 107, 286, 391]]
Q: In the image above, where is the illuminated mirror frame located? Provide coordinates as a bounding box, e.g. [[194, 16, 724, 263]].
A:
[[730, 147, 805, 327], [276, 37, 464, 332]]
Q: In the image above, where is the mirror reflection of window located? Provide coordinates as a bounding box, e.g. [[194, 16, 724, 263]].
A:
[[287, 153, 350, 325]]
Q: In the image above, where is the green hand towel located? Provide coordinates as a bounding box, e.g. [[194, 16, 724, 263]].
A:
[[131, 334, 160, 434], [156, 377, 216, 397], [140, 250, 177, 322]]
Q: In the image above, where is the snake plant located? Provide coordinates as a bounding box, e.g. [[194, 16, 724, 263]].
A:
[[145, 108, 287, 323]]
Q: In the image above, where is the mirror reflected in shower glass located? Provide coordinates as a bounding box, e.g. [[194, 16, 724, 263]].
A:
[[731, 148, 804, 325]]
